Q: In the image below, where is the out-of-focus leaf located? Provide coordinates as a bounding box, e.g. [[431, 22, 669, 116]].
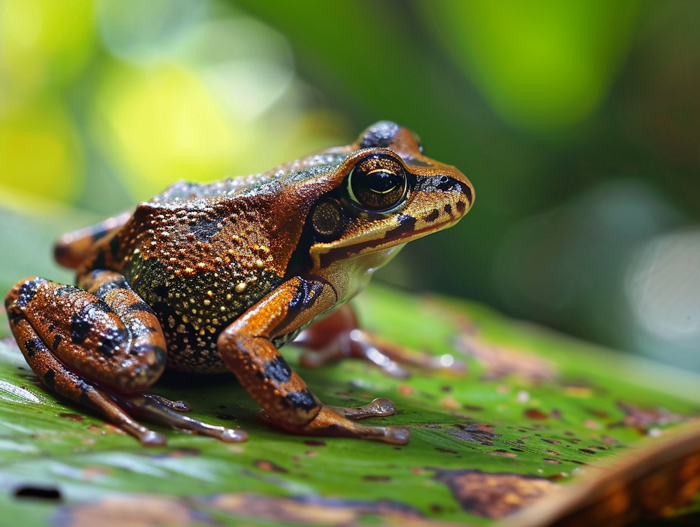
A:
[[1, 208, 699, 525], [421, 0, 641, 132], [0, 98, 84, 203], [0, 0, 95, 92]]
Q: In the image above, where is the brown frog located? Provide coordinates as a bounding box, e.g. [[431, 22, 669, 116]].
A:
[[5, 121, 474, 446]]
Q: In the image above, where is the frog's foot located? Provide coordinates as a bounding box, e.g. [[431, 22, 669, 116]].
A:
[[259, 404, 409, 445], [124, 394, 247, 443], [296, 304, 465, 378], [326, 397, 396, 420]]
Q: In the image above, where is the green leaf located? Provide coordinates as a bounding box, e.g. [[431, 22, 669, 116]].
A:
[[1, 207, 699, 526]]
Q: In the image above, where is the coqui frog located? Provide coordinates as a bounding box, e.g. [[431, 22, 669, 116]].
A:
[[5, 121, 473, 446]]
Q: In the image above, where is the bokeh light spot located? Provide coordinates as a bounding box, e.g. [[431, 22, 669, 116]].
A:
[[0, 0, 95, 92], [0, 98, 82, 203], [93, 64, 239, 198]]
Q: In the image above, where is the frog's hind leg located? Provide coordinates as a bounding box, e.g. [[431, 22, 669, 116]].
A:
[[5, 280, 167, 446], [296, 304, 466, 378], [54, 211, 132, 269], [5, 273, 246, 445]]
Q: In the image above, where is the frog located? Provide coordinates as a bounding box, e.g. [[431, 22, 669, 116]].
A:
[[5, 121, 474, 446]]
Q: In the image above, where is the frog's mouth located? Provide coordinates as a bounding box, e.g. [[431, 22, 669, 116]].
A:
[[312, 212, 464, 270]]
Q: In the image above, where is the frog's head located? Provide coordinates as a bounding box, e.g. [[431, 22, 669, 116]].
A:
[[303, 121, 474, 278]]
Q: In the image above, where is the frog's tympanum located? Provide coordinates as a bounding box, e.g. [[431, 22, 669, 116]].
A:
[[5, 122, 473, 446]]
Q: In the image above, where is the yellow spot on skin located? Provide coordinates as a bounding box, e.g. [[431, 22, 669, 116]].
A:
[[235, 282, 247, 294], [255, 259, 264, 268], [220, 305, 227, 312], [203, 299, 211, 306]]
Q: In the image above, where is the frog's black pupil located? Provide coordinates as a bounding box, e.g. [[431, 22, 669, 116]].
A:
[[349, 153, 408, 211], [367, 170, 401, 194]]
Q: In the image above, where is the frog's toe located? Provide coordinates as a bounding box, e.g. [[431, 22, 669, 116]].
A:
[[382, 426, 411, 445], [327, 397, 397, 420], [285, 406, 410, 444], [138, 430, 168, 447], [216, 427, 248, 443], [129, 394, 247, 443], [143, 393, 191, 411]]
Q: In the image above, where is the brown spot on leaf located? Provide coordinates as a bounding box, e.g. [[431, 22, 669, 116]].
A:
[[204, 492, 428, 525], [304, 440, 326, 447], [439, 396, 461, 409], [58, 413, 84, 421], [452, 333, 556, 382], [363, 475, 392, 482], [398, 384, 414, 396], [254, 460, 288, 473], [435, 447, 459, 454], [542, 438, 561, 445], [488, 450, 518, 458], [139, 448, 200, 459], [615, 402, 689, 431], [447, 423, 499, 446], [524, 409, 549, 420], [434, 469, 559, 518], [52, 495, 205, 526]]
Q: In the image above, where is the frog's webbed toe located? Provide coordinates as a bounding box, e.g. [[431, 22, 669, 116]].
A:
[[142, 393, 192, 412], [326, 397, 396, 420], [125, 394, 247, 443]]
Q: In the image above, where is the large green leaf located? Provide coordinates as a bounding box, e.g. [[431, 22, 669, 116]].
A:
[[1, 206, 699, 526]]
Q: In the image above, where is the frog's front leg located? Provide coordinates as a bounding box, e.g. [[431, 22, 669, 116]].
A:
[[5, 272, 246, 445], [217, 276, 410, 445]]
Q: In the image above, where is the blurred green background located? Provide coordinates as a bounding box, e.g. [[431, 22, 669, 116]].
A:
[[1, 0, 699, 372]]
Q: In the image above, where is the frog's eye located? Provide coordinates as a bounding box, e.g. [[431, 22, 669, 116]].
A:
[[347, 153, 408, 212]]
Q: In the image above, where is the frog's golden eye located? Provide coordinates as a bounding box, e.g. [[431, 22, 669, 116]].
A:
[[348, 153, 408, 212]]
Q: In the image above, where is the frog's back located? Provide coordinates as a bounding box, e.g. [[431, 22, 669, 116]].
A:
[[86, 156, 347, 372], [109, 191, 284, 372]]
